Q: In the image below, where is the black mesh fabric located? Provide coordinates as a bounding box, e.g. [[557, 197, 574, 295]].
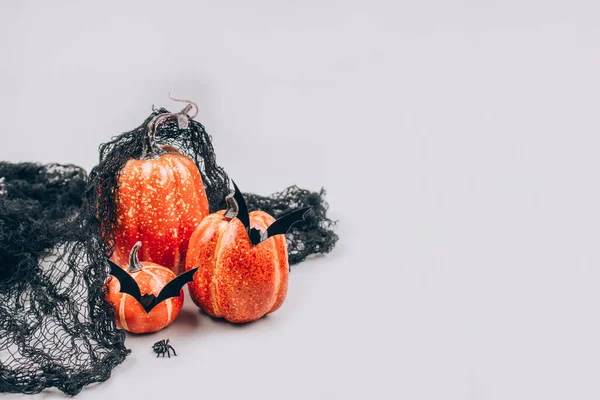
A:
[[0, 162, 129, 395], [0, 108, 338, 395]]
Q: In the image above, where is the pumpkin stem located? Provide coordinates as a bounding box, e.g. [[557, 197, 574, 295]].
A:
[[127, 241, 144, 273], [224, 192, 239, 219], [224, 180, 251, 234], [167, 90, 199, 119], [141, 92, 200, 159]]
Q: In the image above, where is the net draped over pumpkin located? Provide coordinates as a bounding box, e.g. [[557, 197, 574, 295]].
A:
[[0, 108, 338, 395]]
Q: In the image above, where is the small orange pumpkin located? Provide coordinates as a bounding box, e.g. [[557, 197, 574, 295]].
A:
[[111, 145, 209, 274], [185, 182, 310, 323], [106, 242, 184, 334]]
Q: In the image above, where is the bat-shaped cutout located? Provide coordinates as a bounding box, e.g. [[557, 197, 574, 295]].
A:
[[225, 180, 312, 246], [107, 259, 199, 313], [230, 180, 250, 233]]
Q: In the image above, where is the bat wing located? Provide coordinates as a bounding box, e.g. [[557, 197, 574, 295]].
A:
[[265, 207, 312, 241], [231, 180, 251, 233], [107, 259, 142, 302], [155, 267, 200, 305]]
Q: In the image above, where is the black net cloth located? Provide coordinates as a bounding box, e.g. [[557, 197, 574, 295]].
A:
[[0, 162, 129, 395], [0, 108, 338, 395]]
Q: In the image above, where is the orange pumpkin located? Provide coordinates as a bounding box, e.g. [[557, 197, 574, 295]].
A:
[[106, 242, 184, 334], [111, 146, 209, 275], [185, 182, 310, 323]]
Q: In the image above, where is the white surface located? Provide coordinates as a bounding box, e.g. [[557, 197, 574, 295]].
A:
[[2, 1, 600, 399]]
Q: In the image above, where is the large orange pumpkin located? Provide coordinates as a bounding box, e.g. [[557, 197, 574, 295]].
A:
[[106, 242, 184, 334], [185, 182, 310, 323], [111, 146, 209, 275]]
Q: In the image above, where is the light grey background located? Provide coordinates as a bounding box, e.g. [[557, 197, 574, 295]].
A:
[[2, 0, 600, 399]]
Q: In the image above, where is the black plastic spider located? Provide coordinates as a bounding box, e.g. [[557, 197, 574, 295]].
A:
[[152, 339, 177, 358]]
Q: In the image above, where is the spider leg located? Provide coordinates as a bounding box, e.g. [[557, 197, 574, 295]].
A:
[[156, 351, 159, 358], [168, 345, 177, 356], [167, 349, 170, 358]]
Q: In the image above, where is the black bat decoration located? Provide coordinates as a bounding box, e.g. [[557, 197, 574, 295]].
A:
[[107, 259, 199, 313], [231, 180, 251, 234], [229, 181, 312, 246]]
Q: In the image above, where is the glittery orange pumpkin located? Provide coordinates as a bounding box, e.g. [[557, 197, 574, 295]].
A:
[[111, 147, 209, 275], [185, 210, 289, 323], [106, 242, 184, 334]]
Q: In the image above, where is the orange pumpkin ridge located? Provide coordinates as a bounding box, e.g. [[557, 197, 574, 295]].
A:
[[111, 149, 209, 274], [255, 211, 288, 314], [106, 242, 184, 334]]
